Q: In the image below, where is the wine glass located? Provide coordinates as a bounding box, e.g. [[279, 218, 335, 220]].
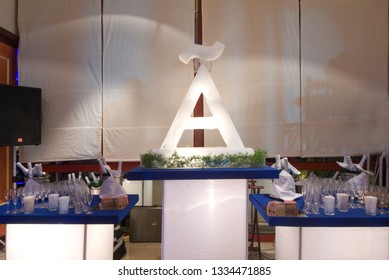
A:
[[311, 182, 321, 215], [356, 183, 365, 209], [4, 189, 11, 213], [11, 188, 19, 214], [347, 182, 358, 208], [41, 183, 51, 208], [377, 187, 387, 214], [301, 179, 311, 214], [320, 178, 330, 208], [18, 187, 25, 213], [85, 189, 93, 214]]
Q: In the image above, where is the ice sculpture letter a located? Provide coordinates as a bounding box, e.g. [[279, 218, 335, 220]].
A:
[[154, 41, 253, 157]]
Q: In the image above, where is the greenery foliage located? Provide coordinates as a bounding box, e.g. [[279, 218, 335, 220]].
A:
[[140, 149, 267, 169]]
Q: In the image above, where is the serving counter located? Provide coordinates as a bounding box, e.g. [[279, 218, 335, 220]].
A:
[[250, 194, 389, 260], [0, 194, 138, 260], [126, 166, 278, 260]]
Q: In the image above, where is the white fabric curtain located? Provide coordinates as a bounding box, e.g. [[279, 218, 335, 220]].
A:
[[18, 0, 103, 162], [102, 0, 194, 161], [300, 0, 389, 157], [18, 0, 388, 162], [203, 0, 389, 157], [17, 0, 194, 162], [202, 0, 301, 157]]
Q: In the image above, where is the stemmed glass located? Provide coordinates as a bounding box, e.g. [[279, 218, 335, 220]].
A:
[[348, 182, 358, 208], [377, 187, 387, 215], [85, 188, 93, 214], [301, 174, 317, 214], [33, 183, 42, 208], [311, 182, 321, 215], [4, 189, 12, 213], [18, 187, 25, 213], [40, 183, 51, 208], [356, 184, 366, 209], [301, 178, 311, 214], [320, 179, 330, 209], [11, 188, 19, 213]]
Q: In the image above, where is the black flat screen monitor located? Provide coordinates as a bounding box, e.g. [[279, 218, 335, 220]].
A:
[[0, 84, 42, 146]]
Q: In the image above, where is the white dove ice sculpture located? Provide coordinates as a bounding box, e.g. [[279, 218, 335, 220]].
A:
[[178, 41, 225, 64]]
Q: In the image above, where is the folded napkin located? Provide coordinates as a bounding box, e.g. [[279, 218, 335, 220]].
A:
[[99, 176, 127, 198], [344, 172, 368, 190], [22, 178, 41, 196], [270, 169, 302, 201], [336, 155, 373, 175]]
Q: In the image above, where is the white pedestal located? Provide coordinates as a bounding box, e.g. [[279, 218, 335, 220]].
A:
[[6, 224, 114, 260], [276, 226, 389, 260], [162, 179, 248, 260]]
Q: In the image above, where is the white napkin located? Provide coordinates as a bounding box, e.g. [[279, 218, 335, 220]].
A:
[[336, 155, 373, 175], [22, 178, 41, 196], [271, 156, 301, 176], [344, 172, 368, 190], [270, 170, 302, 201], [99, 176, 127, 198]]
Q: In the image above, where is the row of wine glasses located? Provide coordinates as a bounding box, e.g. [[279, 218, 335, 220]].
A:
[[3, 188, 23, 214], [23, 176, 94, 215], [301, 173, 381, 215], [2, 176, 94, 215]]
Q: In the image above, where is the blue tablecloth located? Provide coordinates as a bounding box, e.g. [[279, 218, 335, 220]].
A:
[[0, 194, 138, 225], [250, 194, 389, 227], [126, 165, 279, 180]]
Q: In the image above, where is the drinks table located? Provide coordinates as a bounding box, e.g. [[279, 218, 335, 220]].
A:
[[249, 194, 389, 260], [0, 194, 138, 260], [126, 166, 278, 260]]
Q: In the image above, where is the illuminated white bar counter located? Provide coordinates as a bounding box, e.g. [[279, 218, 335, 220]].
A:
[[250, 194, 389, 260], [126, 166, 278, 260], [0, 194, 138, 260]]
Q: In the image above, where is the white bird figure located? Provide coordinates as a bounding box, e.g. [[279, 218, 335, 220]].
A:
[[178, 41, 225, 64], [16, 162, 45, 177], [336, 155, 373, 175], [271, 155, 301, 175], [97, 158, 122, 178]]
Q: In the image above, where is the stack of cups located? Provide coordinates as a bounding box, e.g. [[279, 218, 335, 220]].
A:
[[336, 193, 349, 212], [48, 193, 59, 211], [323, 195, 335, 215], [58, 196, 70, 214], [23, 196, 35, 214], [364, 196, 377, 216]]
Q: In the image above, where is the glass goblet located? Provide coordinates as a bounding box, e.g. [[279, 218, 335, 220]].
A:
[[378, 187, 387, 215], [85, 189, 93, 214], [4, 189, 12, 213], [11, 188, 19, 214]]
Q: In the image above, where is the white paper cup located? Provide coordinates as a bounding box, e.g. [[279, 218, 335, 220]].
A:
[[336, 193, 349, 212], [23, 195, 35, 214], [364, 196, 377, 216], [324, 195, 335, 215], [48, 193, 59, 211], [58, 196, 70, 214]]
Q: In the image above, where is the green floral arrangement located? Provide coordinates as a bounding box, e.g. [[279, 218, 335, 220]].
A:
[[140, 149, 267, 169]]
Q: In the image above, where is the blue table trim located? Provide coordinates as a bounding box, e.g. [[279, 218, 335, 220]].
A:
[[0, 194, 138, 225], [250, 194, 389, 227], [126, 165, 279, 180]]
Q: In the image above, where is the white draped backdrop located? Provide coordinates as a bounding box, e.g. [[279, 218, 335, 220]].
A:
[[17, 0, 389, 163]]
